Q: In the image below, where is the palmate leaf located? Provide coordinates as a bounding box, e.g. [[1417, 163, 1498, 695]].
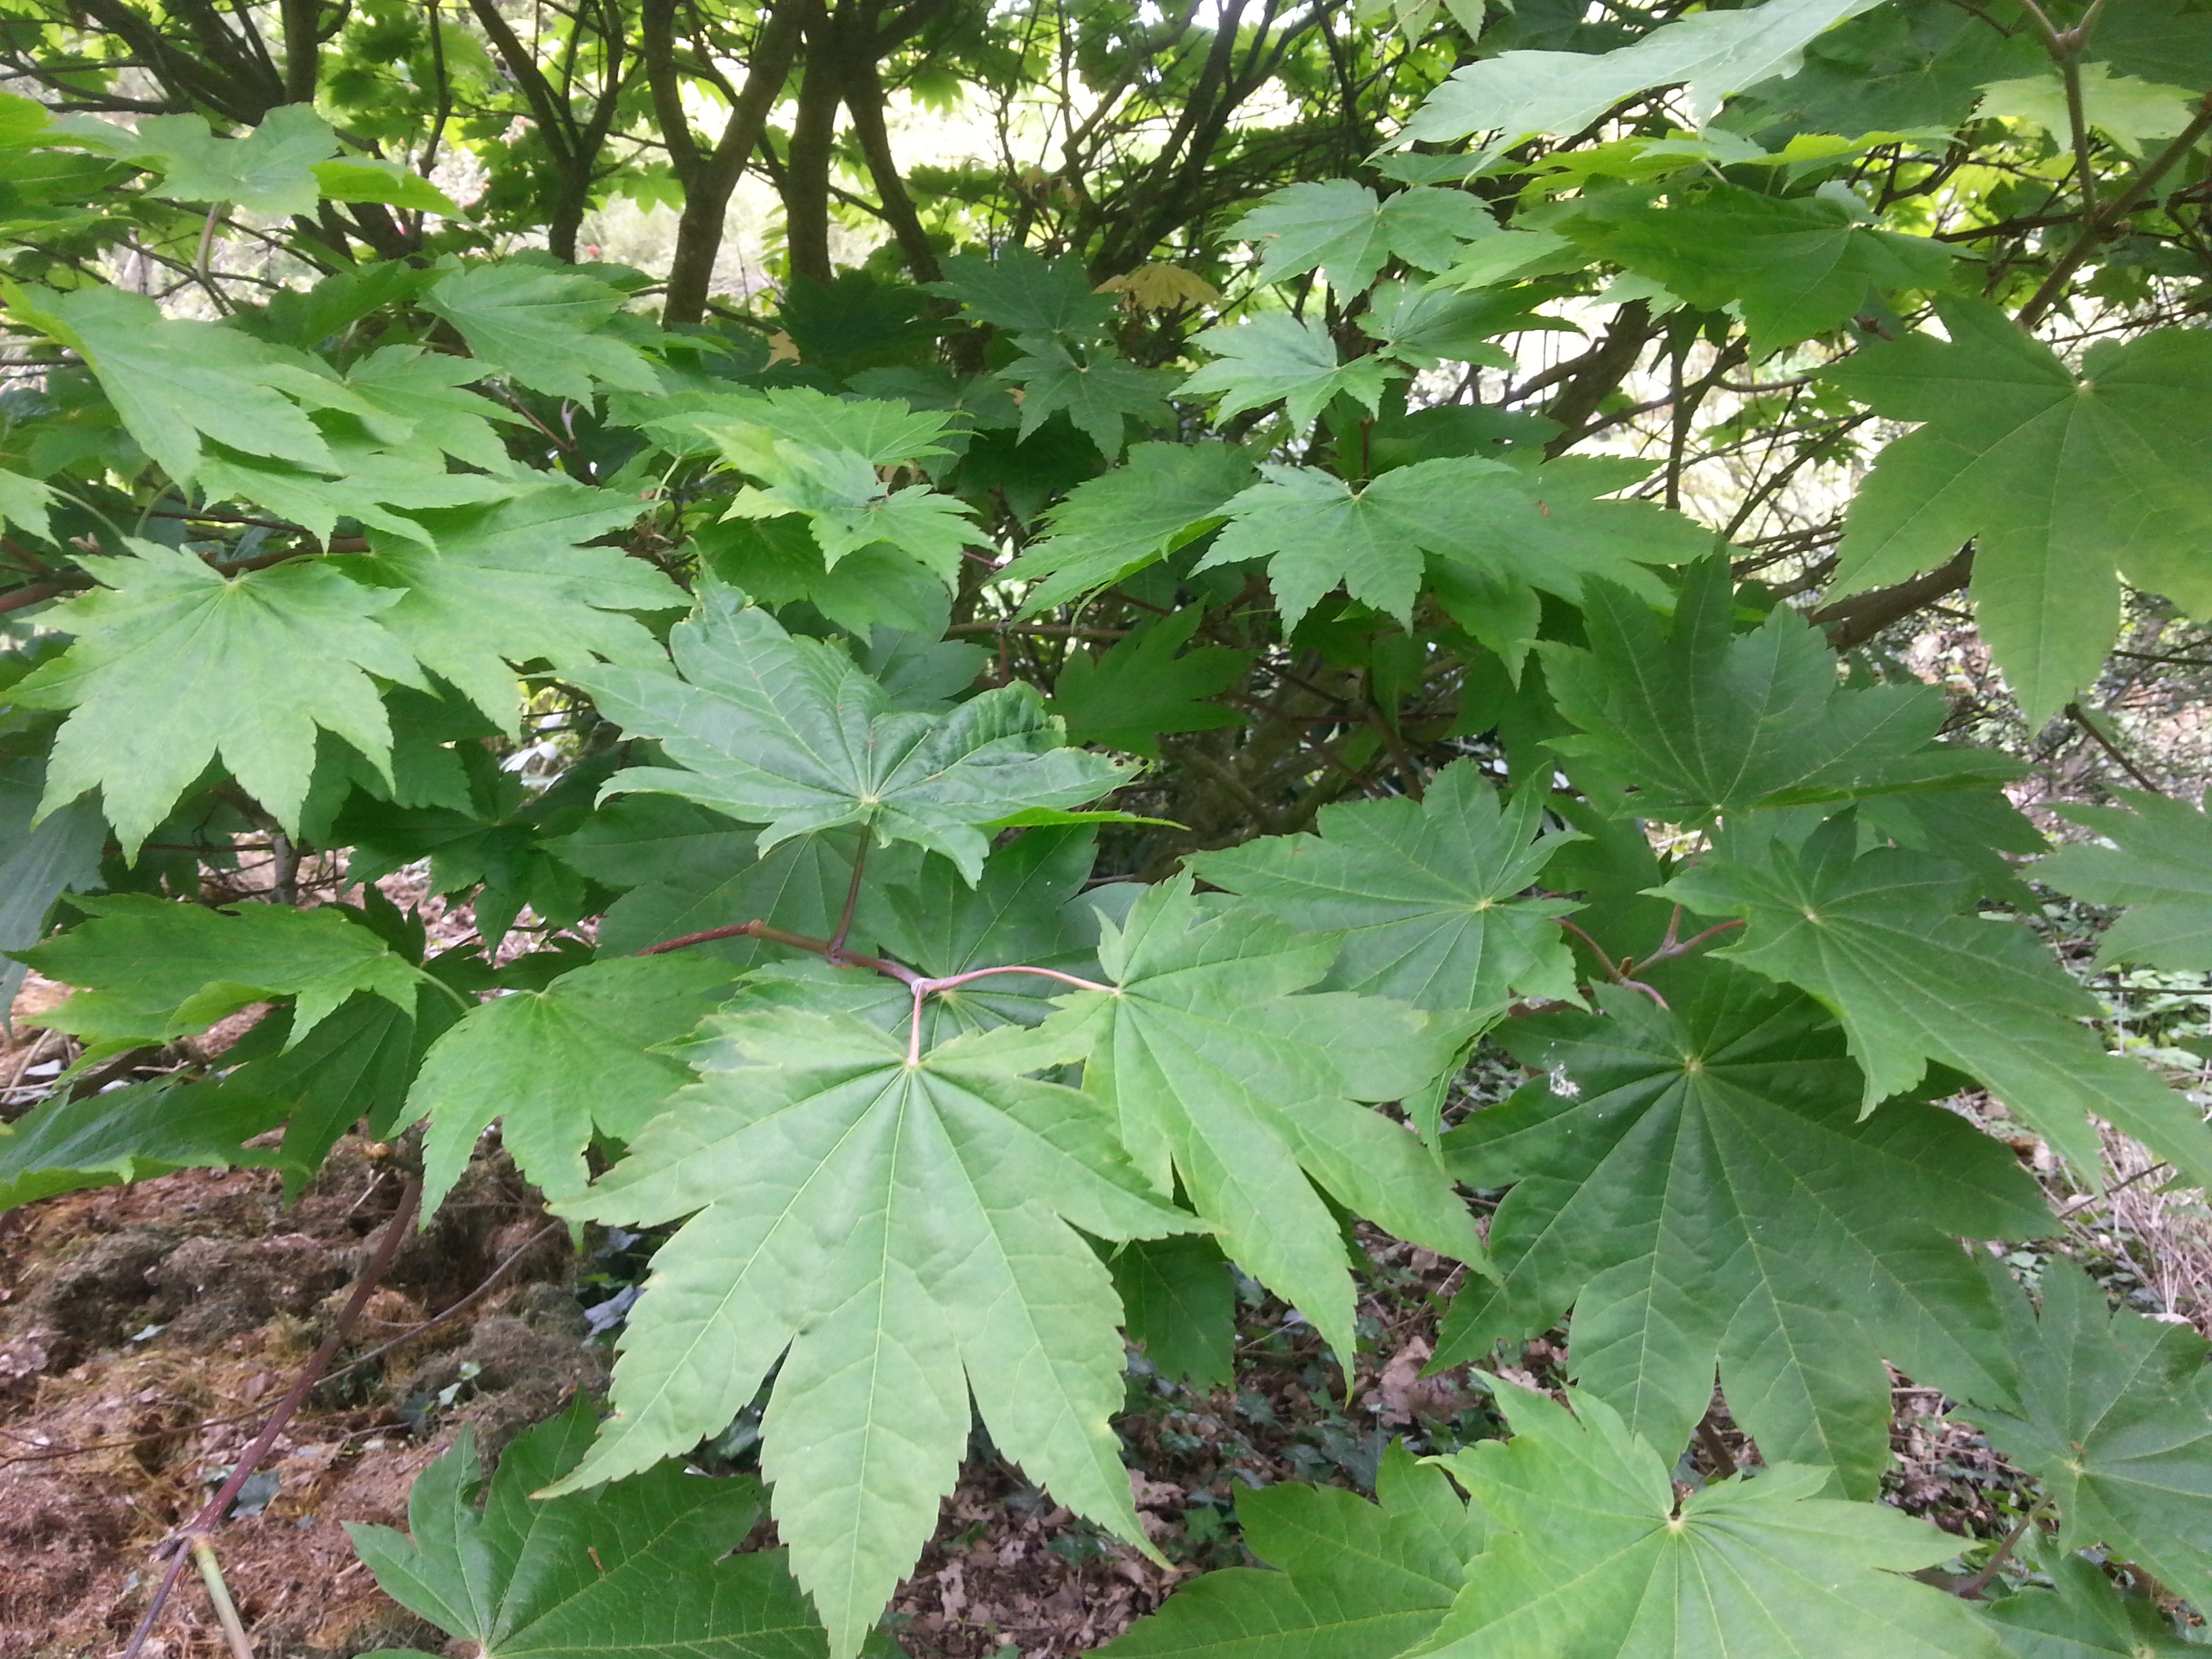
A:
[[409, 954, 740, 1216], [1663, 819, 2212, 1187], [348, 1397, 830, 1659], [1101, 1443, 1479, 1659], [0, 756, 105, 1012], [422, 261, 661, 403], [0, 1080, 290, 1210], [2036, 788, 2212, 969], [1978, 61, 2203, 157], [1824, 300, 2212, 723], [644, 386, 958, 468], [573, 586, 1128, 882], [1984, 1546, 2199, 1658], [1436, 968, 2049, 1496], [1189, 761, 1581, 1016], [1109, 1233, 1237, 1391], [541, 1008, 1193, 1659], [1542, 558, 2023, 821], [713, 436, 988, 581], [1048, 609, 1250, 757], [13, 540, 422, 855], [1961, 1263, 2212, 1613], [1418, 1382, 2002, 1659], [1237, 180, 1491, 294], [927, 246, 1121, 340], [340, 344, 527, 476], [1024, 876, 1482, 1364], [51, 103, 337, 216], [1000, 441, 1256, 614], [1000, 337, 1179, 459], [1181, 315, 1397, 429]]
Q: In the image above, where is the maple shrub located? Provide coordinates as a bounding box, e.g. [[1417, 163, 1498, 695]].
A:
[[3, 0, 2212, 1651]]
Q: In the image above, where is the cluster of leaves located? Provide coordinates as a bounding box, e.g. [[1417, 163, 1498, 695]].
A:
[[2, 0, 2212, 1653]]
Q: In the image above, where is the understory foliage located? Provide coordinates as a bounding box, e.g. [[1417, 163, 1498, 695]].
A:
[[2, 0, 2212, 1651]]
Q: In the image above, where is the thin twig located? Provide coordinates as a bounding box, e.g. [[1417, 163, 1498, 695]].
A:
[[325, 1221, 565, 1382], [1958, 1511, 2037, 1598], [2064, 701, 2163, 794]]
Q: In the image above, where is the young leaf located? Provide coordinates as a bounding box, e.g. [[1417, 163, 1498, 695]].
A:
[[540, 1008, 1194, 1659], [1437, 968, 2049, 1496], [1000, 337, 1179, 459], [1028, 875, 1482, 1364], [1180, 315, 1397, 430], [0, 1080, 290, 1210], [347, 1396, 831, 1659], [1237, 180, 1490, 294], [2036, 788, 2212, 969], [1101, 1443, 1477, 1659], [1109, 1234, 1237, 1391], [422, 262, 660, 403], [1421, 1382, 2003, 1658], [1048, 609, 1250, 756], [14, 540, 421, 855], [1542, 558, 2023, 821], [1189, 761, 1581, 1015], [409, 954, 739, 1217], [1662, 821, 2212, 1188], [1825, 302, 2212, 723], [1000, 441, 1255, 614], [573, 586, 1128, 882]]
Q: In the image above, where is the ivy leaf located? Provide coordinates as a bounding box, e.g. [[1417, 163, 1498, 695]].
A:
[[13, 541, 421, 855], [422, 262, 660, 403], [1180, 315, 1396, 430], [1662, 819, 2212, 1188], [1963, 1262, 2212, 1612], [1190, 761, 1581, 1015], [1237, 180, 1491, 293], [1048, 609, 1250, 757], [573, 586, 1129, 882], [0, 1080, 290, 1210], [1029, 875, 1483, 1364], [53, 104, 337, 215], [1437, 967, 2049, 1496], [1001, 337, 1179, 459], [928, 246, 1121, 340], [1101, 1443, 1477, 1659], [1420, 1381, 2003, 1658], [540, 1008, 1193, 1659], [1109, 1235, 1237, 1391], [347, 1397, 831, 1659], [1824, 301, 2212, 724], [2039, 788, 2212, 968], [1569, 183, 1956, 354], [409, 954, 741, 1218], [715, 438, 989, 580], [1401, 0, 1887, 144], [1984, 1546, 2198, 1658], [1000, 441, 1255, 614], [1542, 557, 2024, 821]]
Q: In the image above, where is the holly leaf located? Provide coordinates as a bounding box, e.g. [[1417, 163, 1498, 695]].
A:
[[1048, 609, 1250, 757], [409, 953, 741, 1217], [0, 1080, 291, 1210], [928, 247, 1120, 340], [1824, 301, 2212, 724], [1180, 315, 1397, 430], [54, 103, 337, 216], [1542, 557, 2024, 821], [1109, 1235, 1237, 1392], [573, 586, 1128, 882], [1569, 183, 1956, 354], [1420, 1382, 2003, 1658], [1101, 1443, 1478, 1659], [2036, 788, 2212, 970], [422, 262, 660, 403], [1662, 819, 2212, 1188], [1962, 1262, 2212, 1612], [1001, 337, 1179, 459], [539, 1008, 1193, 1659], [1027, 876, 1483, 1364], [347, 1397, 831, 1659], [13, 540, 421, 855], [1190, 761, 1581, 1015], [1001, 441, 1255, 614], [1401, 0, 1887, 143], [1437, 967, 2050, 1496], [1237, 180, 1491, 293]]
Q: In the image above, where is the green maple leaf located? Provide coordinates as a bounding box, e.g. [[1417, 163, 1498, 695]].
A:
[[2035, 789, 2212, 970], [539, 1008, 1193, 1659], [1001, 337, 1179, 458], [0, 1080, 291, 1210], [422, 262, 661, 403], [1980, 61, 2203, 157], [1353, 279, 1528, 370], [1984, 1546, 2198, 1658], [192, 436, 522, 546], [645, 386, 957, 468], [1048, 609, 1250, 756], [1000, 441, 1255, 614], [583, 825, 880, 962], [1180, 315, 1397, 429], [1418, 1382, 2003, 1659], [1962, 1262, 2212, 1612], [53, 103, 337, 216], [1400, 0, 1887, 144], [1436, 967, 2049, 1496], [928, 246, 1120, 340], [0, 465, 54, 540], [342, 344, 528, 475], [1542, 558, 2023, 821], [1569, 182, 1956, 354], [1026, 875, 1483, 1363], [1102, 1443, 1479, 1659], [714, 436, 987, 579], [409, 954, 737, 1216], [18, 892, 429, 1061], [310, 155, 457, 213], [573, 586, 1129, 882], [15, 542, 423, 854], [1824, 300, 2212, 724], [348, 1397, 831, 1659], [1190, 761, 1580, 1017], [1662, 821, 2212, 1188], [1109, 1235, 1237, 1391], [1237, 180, 1491, 293], [0, 756, 106, 1012]]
